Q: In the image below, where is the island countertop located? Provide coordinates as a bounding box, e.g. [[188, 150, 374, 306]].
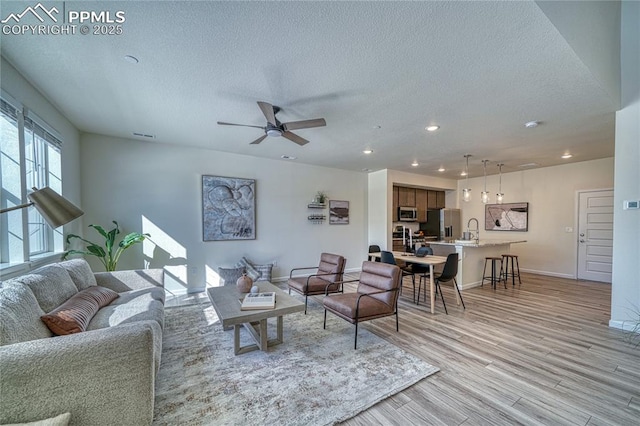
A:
[[429, 239, 527, 248]]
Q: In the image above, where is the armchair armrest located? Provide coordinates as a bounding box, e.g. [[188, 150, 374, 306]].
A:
[[355, 288, 399, 318], [289, 266, 319, 278], [95, 268, 164, 293], [0, 321, 160, 425], [325, 278, 359, 295]]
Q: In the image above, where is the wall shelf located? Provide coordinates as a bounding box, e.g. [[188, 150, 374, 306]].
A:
[[308, 202, 326, 223]]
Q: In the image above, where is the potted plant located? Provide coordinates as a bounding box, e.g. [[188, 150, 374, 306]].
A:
[[63, 221, 149, 271], [315, 191, 327, 204]]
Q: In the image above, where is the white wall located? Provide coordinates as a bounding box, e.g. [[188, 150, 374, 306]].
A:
[[0, 57, 82, 273], [610, 0, 640, 330], [456, 158, 614, 278], [79, 133, 368, 294], [367, 170, 389, 249]]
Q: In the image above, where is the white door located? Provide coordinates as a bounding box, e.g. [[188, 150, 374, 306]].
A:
[[577, 190, 613, 282]]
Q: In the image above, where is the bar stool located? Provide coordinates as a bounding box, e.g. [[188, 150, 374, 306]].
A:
[[482, 257, 505, 289], [501, 254, 522, 286]]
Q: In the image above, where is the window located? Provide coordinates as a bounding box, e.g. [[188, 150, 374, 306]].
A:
[[1, 97, 63, 268]]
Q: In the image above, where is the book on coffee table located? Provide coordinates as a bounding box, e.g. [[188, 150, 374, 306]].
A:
[[240, 292, 276, 310]]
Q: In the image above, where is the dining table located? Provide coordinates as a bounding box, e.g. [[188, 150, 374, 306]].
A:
[[369, 251, 459, 314]]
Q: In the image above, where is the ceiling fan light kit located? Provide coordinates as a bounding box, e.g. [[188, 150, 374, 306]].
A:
[[218, 101, 326, 146]]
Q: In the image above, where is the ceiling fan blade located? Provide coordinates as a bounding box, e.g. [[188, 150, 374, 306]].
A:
[[282, 118, 326, 131], [257, 101, 277, 125], [217, 121, 265, 129], [250, 134, 268, 145], [282, 131, 309, 146]]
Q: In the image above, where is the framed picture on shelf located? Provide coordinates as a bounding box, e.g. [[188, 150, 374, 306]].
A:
[[202, 175, 256, 241], [485, 202, 528, 232], [329, 200, 349, 225]]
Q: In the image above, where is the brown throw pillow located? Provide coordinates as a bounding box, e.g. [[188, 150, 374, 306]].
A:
[[41, 286, 119, 335]]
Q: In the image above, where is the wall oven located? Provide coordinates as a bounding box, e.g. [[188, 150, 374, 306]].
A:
[[398, 206, 417, 221]]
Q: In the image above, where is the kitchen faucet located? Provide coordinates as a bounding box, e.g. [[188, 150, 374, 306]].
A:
[[467, 218, 479, 243]]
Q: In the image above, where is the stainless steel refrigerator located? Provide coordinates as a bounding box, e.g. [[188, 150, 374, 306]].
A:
[[440, 208, 461, 240]]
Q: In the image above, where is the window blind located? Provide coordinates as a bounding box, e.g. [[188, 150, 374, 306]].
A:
[[24, 115, 62, 151]]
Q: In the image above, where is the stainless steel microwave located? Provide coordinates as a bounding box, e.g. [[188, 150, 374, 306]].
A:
[[398, 206, 417, 221]]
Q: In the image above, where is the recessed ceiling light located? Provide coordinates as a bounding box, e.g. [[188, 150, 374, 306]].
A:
[[460, 171, 467, 176], [425, 125, 440, 132], [362, 168, 372, 172], [561, 153, 572, 159], [281, 155, 297, 160], [363, 149, 373, 154], [524, 120, 539, 128], [411, 161, 419, 167], [518, 162, 539, 168], [373, 125, 381, 129], [124, 55, 139, 64], [438, 167, 445, 172]]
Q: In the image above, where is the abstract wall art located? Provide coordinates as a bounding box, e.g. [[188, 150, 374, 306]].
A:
[[202, 175, 256, 241], [485, 202, 529, 232]]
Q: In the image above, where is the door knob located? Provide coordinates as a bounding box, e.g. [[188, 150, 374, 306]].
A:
[[579, 239, 586, 243], [579, 233, 585, 237]]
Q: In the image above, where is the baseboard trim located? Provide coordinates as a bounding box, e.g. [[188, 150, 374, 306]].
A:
[[609, 320, 640, 332], [519, 268, 575, 279], [272, 267, 363, 283]]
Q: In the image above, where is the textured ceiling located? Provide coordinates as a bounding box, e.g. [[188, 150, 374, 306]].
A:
[[0, 1, 618, 179]]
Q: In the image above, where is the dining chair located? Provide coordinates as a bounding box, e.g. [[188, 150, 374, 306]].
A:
[[429, 253, 465, 314], [288, 253, 346, 314], [323, 261, 401, 349], [367, 245, 381, 262], [380, 250, 416, 302], [412, 246, 433, 303]]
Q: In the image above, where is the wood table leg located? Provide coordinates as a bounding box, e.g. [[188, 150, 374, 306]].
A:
[[429, 264, 435, 314]]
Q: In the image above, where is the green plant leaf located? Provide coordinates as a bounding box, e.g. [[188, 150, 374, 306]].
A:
[[89, 224, 108, 239], [119, 232, 149, 249]]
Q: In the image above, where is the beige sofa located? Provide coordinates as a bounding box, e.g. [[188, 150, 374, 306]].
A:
[[0, 259, 165, 425]]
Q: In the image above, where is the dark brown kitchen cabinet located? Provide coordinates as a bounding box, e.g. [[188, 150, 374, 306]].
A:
[[427, 191, 437, 209], [436, 191, 446, 209], [415, 189, 427, 222], [392, 186, 399, 220], [398, 186, 415, 207]]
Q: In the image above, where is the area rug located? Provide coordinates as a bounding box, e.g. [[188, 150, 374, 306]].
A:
[[153, 300, 439, 425]]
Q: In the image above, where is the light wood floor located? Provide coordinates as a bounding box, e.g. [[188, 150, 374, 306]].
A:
[[335, 272, 640, 426]]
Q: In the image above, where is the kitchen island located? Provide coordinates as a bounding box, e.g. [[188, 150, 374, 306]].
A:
[[428, 240, 526, 290]]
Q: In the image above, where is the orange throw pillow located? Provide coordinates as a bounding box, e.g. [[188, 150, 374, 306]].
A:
[[41, 286, 119, 335]]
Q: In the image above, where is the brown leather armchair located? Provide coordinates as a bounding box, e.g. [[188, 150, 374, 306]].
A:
[[288, 253, 346, 314], [323, 261, 401, 349]]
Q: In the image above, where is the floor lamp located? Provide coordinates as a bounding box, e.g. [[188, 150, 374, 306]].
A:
[[0, 187, 84, 228]]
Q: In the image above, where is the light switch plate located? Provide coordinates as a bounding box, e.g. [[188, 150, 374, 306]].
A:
[[565, 227, 573, 233], [623, 200, 639, 210]]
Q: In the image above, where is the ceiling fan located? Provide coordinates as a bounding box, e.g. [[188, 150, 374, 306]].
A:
[[217, 101, 326, 146]]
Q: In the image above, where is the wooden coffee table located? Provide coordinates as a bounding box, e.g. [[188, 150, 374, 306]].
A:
[[207, 282, 305, 355]]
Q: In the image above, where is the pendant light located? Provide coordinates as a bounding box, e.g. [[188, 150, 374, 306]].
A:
[[462, 154, 472, 202], [481, 160, 490, 204], [496, 163, 504, 204]]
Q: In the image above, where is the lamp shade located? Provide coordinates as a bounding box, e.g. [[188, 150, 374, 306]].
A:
[[28, 187, 84, 228]]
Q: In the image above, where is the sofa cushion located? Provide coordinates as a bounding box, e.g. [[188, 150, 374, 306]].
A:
[[0, 283, 53, 345], [2, 412, 71, 426], [234, 258, 260, 281], [240, 257, 275, 282], [41, 287, 119, 335], [87, 298, 164, 331], [218, 266, 245, 286], [15, 265, 78, 313], [58, 258, 97, 291], [108, 286, 165, 306]]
